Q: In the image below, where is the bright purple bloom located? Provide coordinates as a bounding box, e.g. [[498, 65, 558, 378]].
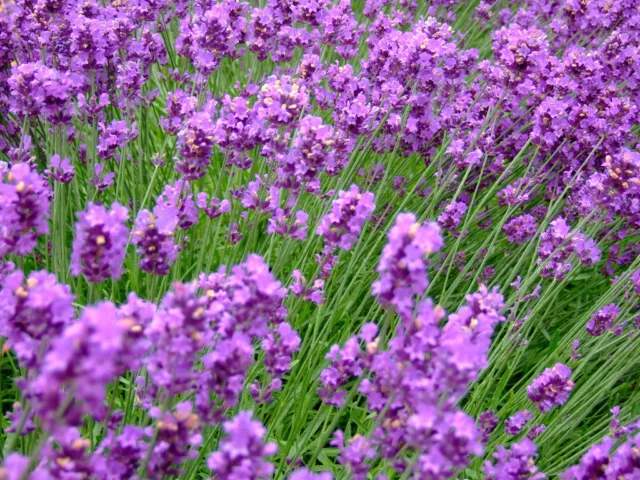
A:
[[561, 437, 615, 480], [291, 269, 325, 304], [267, 209, 309, 240], [46, 155, 75, 184], [503, 215, 537, 245], [0, 162, 51, 258], [438, 200, 467, 231], [288, 468, 333, 480], [97, 120, 137, 160], [528, 424, 547, 439], [71, 202, 129, 282], [24, 302, 125, 429], [0, 270, 74, 367], [331, 430, 376, 480], [478, 410, 499, 442], [586, 304, 620, 337], [372, 213, 444, 319], [156, 180, 199, 230], [176, 111, 215, 180], [505, 410, 533, 435], [316, 185, 375, 251], [484, 438, 546, 480], [197, 193, 231, 219], [160, 90, 198, 135], [145, 402, 202, 479], [527, 363, 574, 413], [207, 412, 277, 480], [132, 205, 180, 276]]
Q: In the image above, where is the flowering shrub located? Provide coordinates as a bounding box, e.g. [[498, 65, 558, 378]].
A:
[[1, 0, 640, 478]]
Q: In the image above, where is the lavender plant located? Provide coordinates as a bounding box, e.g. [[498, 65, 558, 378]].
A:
[[1, 0, 640, 478]]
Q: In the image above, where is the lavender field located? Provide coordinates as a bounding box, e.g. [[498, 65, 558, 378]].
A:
[[0, 0, 639, 478]]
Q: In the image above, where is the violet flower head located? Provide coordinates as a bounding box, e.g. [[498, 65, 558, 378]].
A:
[[291, 269, 325, 304], [71, 202, 129, 283], [132, 205, 180, 276], [26, 302, 125, 428], [203, 254, 287, 342], [160, 89, 198, 135], [262, 322, 301, 378], [505, 410, 533, 435], [7, 62, 75, 121], [586, 303, 620, 337], [207, 412, 276, 480], [0, 162, 51, 258], [0, 269, 75, 367], [196, 193, 231, 219], [318, 335, 365, 407], [527, 363, 574, 413], [331, 430, 376, 480], [316, 184, 375, 251], [289, 468, 333, 480], [438, 200, 467, 232], [528, 424, 547, 439], [440, 285, 506, 387], [97, 120, 137, 160], [91, 163, 116, 193], [631, 270, 640, 297], [156, 179, 199, 230], [484, 438, 546, 480], [176, 111, 215, 180], [478, 410, 499, 442], [279, 115, 335, 191], [267, 209, 309, 241], [561, 437, 614, 480], [372, 213, 444, 319], [503, 214, 537, 245], [46, 155, 75, 184], [145, 402, 202, 479]]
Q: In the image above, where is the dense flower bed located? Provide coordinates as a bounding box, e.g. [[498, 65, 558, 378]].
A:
[[0, 0, 639, 478]]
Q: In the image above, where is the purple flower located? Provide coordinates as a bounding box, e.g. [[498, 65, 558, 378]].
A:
[[263, 322, 301, 377], [484, 438, 546, 480], [176, 111, 215, 180], [0, 269, 74, 368], [7, 62, 76, 123], [0, 162, 51, 258], [207, 412, 277, 480], [267, 209, 310, 240], [478, 410, 499, 442], [90, 163, 116, 193], [505, 410, 533, 435], [561, 437, 614, 480], [196, 193, 231, 219], [331, 430, 376, 480], [46, 155, 75, 184], [97, 120, 137, 160], [24, 302, 125, 429], [145, 402, 202, 479], [528, 424, 547, 439], [160, 90, 198, 135], [289, 468, 333, 480], [438, 200, 467, 231], [527, 363, 574, 413], [291, 269, 325, 304], [537, 218, 598, 280], [132, 205, 180, 276], [71, 202, 129, 283], [316, 185, 375, 251], [372, 213, 444, 319], [586, 304, 620, 337], [503, 214, 537, 245], [156, 180, 199, 230]]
